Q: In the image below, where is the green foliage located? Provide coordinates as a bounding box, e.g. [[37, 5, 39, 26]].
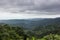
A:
[[0, 24, 24, 40], [40, 34, 60, 40], [32, 24, 60, 40], [0, 24, 60, 40]]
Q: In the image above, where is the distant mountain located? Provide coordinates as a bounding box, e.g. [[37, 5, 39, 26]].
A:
[[0, 18, 60, 29], [0, 18, 43, 28]]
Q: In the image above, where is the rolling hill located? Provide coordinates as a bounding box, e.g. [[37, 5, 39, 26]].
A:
[[0, 18, 60, 29]]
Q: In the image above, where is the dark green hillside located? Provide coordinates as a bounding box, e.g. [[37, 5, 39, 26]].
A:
[[0, 24, 26, 40], [0, 24, 60, 40], [0, 18, 60, 40]]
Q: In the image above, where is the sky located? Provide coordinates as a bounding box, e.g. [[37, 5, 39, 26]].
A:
[[0, 0, 60, 20]]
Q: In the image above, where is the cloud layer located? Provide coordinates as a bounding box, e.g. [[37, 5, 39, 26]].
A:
[[0, 12, 60, 20], [0, 0, 60, 15]]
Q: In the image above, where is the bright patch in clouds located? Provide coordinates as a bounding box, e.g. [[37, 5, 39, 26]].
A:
[[0, 11, 60, 20]]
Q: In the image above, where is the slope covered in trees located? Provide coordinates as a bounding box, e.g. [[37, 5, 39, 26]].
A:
[[0, 18, 60, 40], [0, 23, 60, 40], [0, 24, 26, 40]]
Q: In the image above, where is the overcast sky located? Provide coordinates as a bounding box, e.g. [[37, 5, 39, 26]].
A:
[[0, 0, 60, 20]]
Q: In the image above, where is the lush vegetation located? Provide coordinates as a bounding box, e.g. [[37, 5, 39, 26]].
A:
[[0, 24, 60, 40], [0, 24, 25, 40]]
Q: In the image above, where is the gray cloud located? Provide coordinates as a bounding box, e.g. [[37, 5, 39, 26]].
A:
[[0, 0, 60, 15]]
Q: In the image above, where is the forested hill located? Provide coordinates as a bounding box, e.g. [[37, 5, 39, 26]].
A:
[[0, 18, 60, 29], [0, 18, 60, 40]]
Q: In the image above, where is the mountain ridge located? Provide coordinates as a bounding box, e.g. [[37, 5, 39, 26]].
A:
[[0, 17, 60, 29]]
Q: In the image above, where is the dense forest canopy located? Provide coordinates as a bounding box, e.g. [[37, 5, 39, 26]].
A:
[[0, 22, 60, 40], [0, 18, 60, 40]]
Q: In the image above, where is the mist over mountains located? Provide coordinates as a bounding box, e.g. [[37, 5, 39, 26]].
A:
[[0, 18, 60, 29]]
